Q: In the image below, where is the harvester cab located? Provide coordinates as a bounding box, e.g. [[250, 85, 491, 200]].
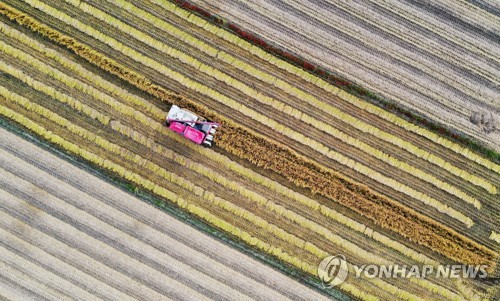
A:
[[165, 105, 220, 147]]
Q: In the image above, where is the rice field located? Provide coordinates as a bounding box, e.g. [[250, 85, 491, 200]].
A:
[[0, 0, 498, 300]]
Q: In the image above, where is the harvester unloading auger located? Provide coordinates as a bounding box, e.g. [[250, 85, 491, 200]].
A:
[[165, 105, 220, 147]]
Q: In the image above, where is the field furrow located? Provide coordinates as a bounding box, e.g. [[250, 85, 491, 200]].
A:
[[0, 229, 138, 301], [0, 245, 99, 301], [0, 260, 71, 301], [0, 170, 255, 301]]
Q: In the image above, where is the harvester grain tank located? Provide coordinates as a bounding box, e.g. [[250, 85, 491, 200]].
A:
[[165, 105, 220, 147]]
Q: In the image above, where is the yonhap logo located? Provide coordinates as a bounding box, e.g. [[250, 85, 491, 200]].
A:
[[317, 254, 489, 287], [318, 255, 348, 287]]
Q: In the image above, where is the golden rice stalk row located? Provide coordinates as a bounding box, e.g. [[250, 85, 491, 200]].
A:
[[30, 0, 475, 226], [0, 22, 164, 121], [0, 42, 159, 129], [0, 89, 386, 301], [152, 0, 500, 174], [0, 60, 110, 128], [490, 231, 500, 244], [3, 2, 492, 268], [0, 56, 109, 127], [73, 0, 492, 199]]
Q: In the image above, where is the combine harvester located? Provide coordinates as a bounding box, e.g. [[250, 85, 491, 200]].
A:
[[165, 105, 220, 147]]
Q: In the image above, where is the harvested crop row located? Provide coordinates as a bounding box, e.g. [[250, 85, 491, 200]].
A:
[[0, 24, 441, 269], [1, 2, 494, 269], [101, 0, 488, 207], [282, 0, 498, 107], [0, 260, 71, 300], [2, 163, 327, 301], [422, 0, 500, 34], [149, 0, 500, 175], [364, 0, 498, 62], [318, 0, 499, 87]]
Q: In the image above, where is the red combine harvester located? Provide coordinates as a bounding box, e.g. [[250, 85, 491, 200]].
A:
[[165, 105, 220, 147]]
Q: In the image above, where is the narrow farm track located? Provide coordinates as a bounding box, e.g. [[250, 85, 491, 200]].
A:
[[0, 127, 332, 301], [189, 0, 500, 150], [0, 0, 498, 300]]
